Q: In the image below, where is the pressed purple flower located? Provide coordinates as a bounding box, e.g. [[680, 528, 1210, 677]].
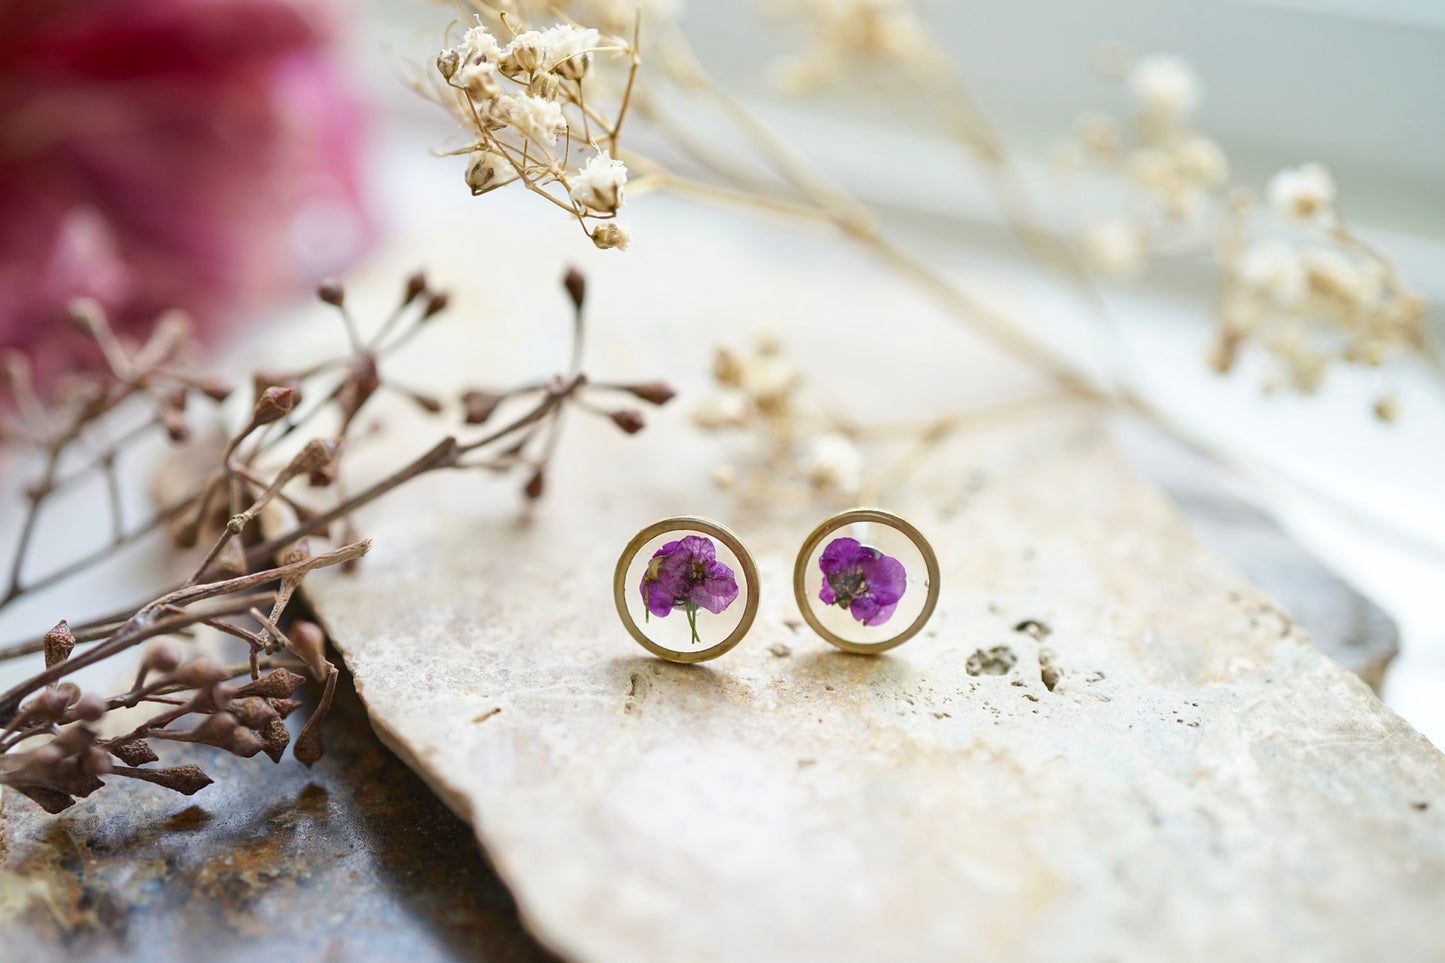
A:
[[817, 536, 906, 627], [639, 535, 739, 645]]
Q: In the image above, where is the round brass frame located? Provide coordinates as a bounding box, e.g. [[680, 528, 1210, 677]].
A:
[[613, 515, 760, 664], [793, 508, 940, 655]]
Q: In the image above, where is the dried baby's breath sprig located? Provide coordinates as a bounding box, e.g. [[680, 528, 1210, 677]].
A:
[[0, 265, 670, 812], [420, 3, 642, 249], [1053, 49, 1432, 410], [691, 335, 867, 504]]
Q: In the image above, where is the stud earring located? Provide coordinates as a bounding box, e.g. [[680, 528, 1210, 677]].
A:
[[613, 515, 760, 663], [792, 508, 940, 654]]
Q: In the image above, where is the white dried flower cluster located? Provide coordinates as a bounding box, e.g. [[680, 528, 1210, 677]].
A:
[[1266, 163, 1336, 222], [1058, 51, 1230, 276], [769, 0, 931, 93], [1215, 196, 1425, 401], [1127, 54, 1202, 120], [1081, 219, 1146, 277], [1057, 49, 1426, 412], [800, 433, 865, 495], [432, 16, 635, 250], [692, 338, 866, 498]]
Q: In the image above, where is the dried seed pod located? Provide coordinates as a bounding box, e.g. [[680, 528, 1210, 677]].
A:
[[610, 409, 645, 434], [252, 385, 297, 426], [317, 278, 345, 306], [261, 718, 291, 763], [142, 639, 185, 676], [227, 696, 281, 731], [43, 621, 75, 669], [524, 468, 545, 500], [194, 375, 234, 402], [563, 267, 586, 309], [403, 270, 428, 304], [462, 389, 503, 425], [112, 764, 214, 796], [234, 669, 309, 700], [623, 381, 676, 405], [110, 740, 159, 766], [293, 667, 338, 768], [422, 291, 450, 319], [269, 698, 304, 720], [287, 620, 330, 681], [71, 693, 106, 724]]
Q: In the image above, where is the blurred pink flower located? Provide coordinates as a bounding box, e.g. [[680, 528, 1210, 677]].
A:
[[0, 0, 369, 376]]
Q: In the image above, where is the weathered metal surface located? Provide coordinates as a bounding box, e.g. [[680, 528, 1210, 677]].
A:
[[0, 668, 557, 963]]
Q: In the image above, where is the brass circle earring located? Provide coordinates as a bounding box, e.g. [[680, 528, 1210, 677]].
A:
[[793, 508, 940, 654], [613, 515, 760, 664]]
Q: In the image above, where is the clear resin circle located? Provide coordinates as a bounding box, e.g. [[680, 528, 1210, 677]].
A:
[[614, 516, 759, 663], [793, 509, 939, 654]]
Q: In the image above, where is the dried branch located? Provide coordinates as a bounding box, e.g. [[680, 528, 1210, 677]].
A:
[[0, 265, 672, 812]]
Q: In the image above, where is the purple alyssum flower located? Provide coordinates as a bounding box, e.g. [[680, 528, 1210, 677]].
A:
[[639, 535, 739, 645], [818, 537, 906, 627]]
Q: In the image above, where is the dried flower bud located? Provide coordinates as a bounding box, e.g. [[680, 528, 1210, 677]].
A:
[[294, 667, 338, 768], [309, 455, 341, 489], [283, 539, 313, 567], [252, 385, 297, 427], [261, 718, 291, 763], [437, 46, 461, 79], [113, 763, 214, 796], [462, 389, 503, 425], [569, 151, 627, 214], [173, 657, 228, 690], [466, 149, 513, 195], [528, 70, 561, 100], [111, 740, 159, 766], [161, 406, 191, 443], [194, 712, 266, 758], [563, 267, 587, 309], [143, 639, 185, 675], [524, 468, 546, 500], [269, 698, 304, 720], [21, 686, 71, 721], [227, 696, 281, 731], [1267, 162, 1336, 222], [589, 223, 630, 251], [624, 381, 676, 405], [403, 271, 427, 305], [556, 50, 592, 82], [212, 536, 248, 579], [290, 438, 339, 476], [72, 692, 106, 724], [610, 409, 646, 434], [43, 621, 75, 669], [16, 785, 78, 814], [288, 620, 330, 681], [504, 33, 548, 75], [234, 669, 309, 699], [317, 278, 345, 306], [458, 59, 502, 98], [423, 291, 450, 319], [194, 375, 234, 402]]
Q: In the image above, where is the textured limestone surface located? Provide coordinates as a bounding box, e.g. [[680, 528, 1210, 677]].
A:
[[302, 408, 1445, 963], [245, 212, 1444, 963]]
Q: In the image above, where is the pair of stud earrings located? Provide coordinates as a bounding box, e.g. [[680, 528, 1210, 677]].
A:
[[612, 509, 940, 664]]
